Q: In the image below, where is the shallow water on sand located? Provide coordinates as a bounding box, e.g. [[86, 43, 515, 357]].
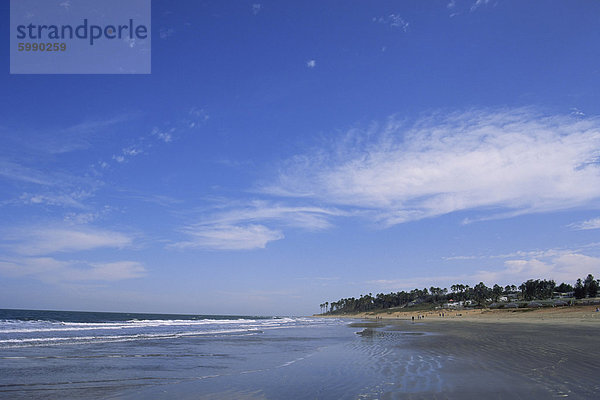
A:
[[1, 310, 598, 399]]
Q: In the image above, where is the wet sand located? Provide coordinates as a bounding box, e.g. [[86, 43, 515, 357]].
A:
[[309, 306, 600, 398], [362, 319, 600, 399]]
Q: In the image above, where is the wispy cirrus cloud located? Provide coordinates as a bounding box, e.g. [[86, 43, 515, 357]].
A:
[[112, 146, 144, 163], [373, 14, 409, 31], [196, 200, 343, 230], [0, 225, 144, 283], [0, 159, 100, 191], [151, 127, 174, 143], [264, 108, 600, 227], [63, 209, 109, 225], [171, 200, 344, 250], [568, 217, 600, 231], [0, 159, 55, 186], [2, 226, 134, 256], [173, 109, 600, 251], [0, 114, 136, 211], [444, 242, 600, 262], [173, 224, 283, 251], [0, 157, 101, 209], [146, 107, 209, 146], [18, 191, 91, 209], [470, 0, 492, 12], [0, 257, 145, 283], [25, 114, 135, 155]]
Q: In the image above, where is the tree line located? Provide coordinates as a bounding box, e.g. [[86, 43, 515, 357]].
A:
[[319, 273, 599, 314]]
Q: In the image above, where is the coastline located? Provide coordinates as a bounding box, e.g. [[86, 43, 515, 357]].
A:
[[315, 304, 600, 325], [3, 309, 599, 398]]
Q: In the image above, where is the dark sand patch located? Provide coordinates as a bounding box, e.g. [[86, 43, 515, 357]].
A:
[[348, 321, 387, 328]]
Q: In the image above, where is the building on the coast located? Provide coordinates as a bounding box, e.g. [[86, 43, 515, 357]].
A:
[[443, 299, 476, 308], [554, 291, 574, 298], [506, 293, 519, 300], [444, 300, 464, 308]]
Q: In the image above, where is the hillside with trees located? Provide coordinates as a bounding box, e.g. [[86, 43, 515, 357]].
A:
[[319, 274, 599, 315]]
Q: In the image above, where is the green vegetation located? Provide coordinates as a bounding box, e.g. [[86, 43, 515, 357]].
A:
[[574, 274, 599, 299], [319, 274, 600, 315]]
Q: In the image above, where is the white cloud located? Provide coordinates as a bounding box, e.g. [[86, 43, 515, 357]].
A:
[[199, 200, 342, 230], [571, 108, 585, 118], [0, 159, 77, 187], [373, 243, 600, 291], [63, 212, 99, 224], [306, 60, 316, 68], [0, 158, 100, 210], [188, 107, 210, 126], [442, 255, 479, 261], [0, 225, 142, 283], [447, 0, 456, 9], [373, 14, 409, 32], [83, 261, 146, 281], [444, 243, 600, 263], [0, 160, 49, 185], [173, 224, 283, 251], [569, 217, 600, 231], [122, 147, 142, 156], [27, 115, 135, 154], [63, 206, 112, 225], [369, 252, 600, 291], [252, 3, 262, 15], [112, 146, 143, 163], [476, 253, 600, 285], [19, 191, 89, 208], [172, 200, 343, 250], [151, 127, 174, 143], [265, 109, 600, 227], [2, 226, 133, 256], [471, 0, 491, 12], [0, 257, 145, 282]]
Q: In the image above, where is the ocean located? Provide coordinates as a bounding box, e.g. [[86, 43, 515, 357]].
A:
[[0, 309, 383, 399]]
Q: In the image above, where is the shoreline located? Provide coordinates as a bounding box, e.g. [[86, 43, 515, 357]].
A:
[[315, 304, 600, 325]]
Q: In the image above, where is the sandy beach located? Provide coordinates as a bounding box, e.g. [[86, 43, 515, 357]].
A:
[[320, 304, 600, 325]]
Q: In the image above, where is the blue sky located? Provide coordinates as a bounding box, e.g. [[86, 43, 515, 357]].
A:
[[1, 0, 600, 315]]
